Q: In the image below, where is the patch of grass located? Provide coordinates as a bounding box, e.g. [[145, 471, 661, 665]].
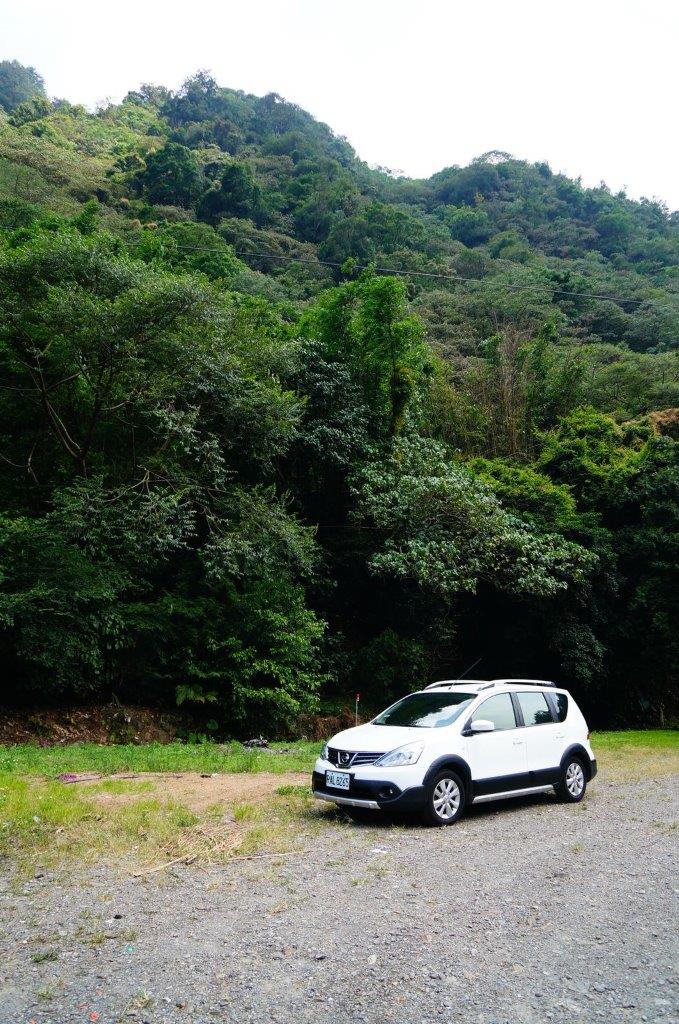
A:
[[37, 986, 57, 1001], [0, 772, 202, 874], [592, 730, 679, 781], [593, 730, 678, 751], [234, 822, 291, 857], [232, 802, 261, 822], [32, 950, 58, 963], [130, 991, 155, 1011], [88, 779, 155, 795], [650, 820, 677, 834], [0, 731, 673, 872], [366, 856, 394, 879], [0, 740, 320, 777], [0, 764, 330, 875], [230, 788, 326, 857], [0, 773, 93, 854], [2, 732, 675, 781], [275, 784, 310, 797]]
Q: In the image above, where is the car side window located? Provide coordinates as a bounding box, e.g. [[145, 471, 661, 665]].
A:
[[554, 693, 568, 722], [517, 691, 553, 726], [477, 693, 517, 731]]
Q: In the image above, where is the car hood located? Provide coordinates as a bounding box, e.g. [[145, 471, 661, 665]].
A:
[[329, 722, 427, 752]]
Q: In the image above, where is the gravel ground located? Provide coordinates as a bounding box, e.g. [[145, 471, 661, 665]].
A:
[[1, 774, 677, 1024]]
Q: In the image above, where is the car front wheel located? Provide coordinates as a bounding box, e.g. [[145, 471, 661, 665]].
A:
[[423, 770, 466, 826], [556, 758, 587, 803]]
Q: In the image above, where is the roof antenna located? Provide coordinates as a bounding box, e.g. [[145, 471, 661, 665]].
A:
[[455, 656, 483, 681]]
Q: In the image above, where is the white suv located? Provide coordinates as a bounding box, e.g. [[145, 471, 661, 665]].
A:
[[312, 679, 597, 825]]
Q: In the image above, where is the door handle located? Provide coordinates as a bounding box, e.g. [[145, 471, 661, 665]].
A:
[[555, 733, 565, 740], [512, 739, 524, 746]]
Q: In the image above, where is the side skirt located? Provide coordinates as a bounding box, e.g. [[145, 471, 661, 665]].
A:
[[472, 784, 554, 804]]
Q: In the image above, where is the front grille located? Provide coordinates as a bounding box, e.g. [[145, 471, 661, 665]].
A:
[[327, 748, 384, 767]]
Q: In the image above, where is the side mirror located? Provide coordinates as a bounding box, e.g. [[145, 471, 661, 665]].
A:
[[470, 718, 495, 733]]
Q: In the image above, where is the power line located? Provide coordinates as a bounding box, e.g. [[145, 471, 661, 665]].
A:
[[135, 239, 665, 308]]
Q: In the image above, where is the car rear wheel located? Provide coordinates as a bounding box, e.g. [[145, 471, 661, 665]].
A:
[[423, 770, 466, 826], [556, 758, 587, 803]]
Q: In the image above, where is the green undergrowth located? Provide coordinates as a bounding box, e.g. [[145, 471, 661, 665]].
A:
[[0, 771, 331, 876], [1, 732, 676, 779], [0, 740, 320, 777], [0, 773, 199, 869]]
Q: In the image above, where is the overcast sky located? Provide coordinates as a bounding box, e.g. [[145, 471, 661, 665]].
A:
[[2, 0, 677, 209]]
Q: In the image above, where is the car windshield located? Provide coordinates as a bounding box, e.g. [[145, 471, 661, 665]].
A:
[[372, 691, 476, 729]]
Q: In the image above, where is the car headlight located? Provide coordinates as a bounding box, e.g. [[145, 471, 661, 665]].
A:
[[374, 742, 424, 767], [320, 741, 330, 761]]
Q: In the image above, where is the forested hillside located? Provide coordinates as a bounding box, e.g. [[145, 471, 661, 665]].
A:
[[0, 63, 677, 729]]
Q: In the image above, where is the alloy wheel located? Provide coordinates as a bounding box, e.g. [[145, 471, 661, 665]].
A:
[[432, 777, 461, 820], [565, 761, 585, 797]]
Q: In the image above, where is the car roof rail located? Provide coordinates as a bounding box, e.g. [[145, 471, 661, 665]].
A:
[[423, 679, 487, 690], [491, 678, 557, 688]]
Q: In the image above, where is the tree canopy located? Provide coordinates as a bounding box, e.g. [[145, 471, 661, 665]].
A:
[[0, 66, 676, 731], [0, 60, 46, 112]]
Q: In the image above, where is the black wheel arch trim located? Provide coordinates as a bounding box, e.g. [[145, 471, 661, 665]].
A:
[[422, 755, 472, 797], [560, 743, 595, 780]]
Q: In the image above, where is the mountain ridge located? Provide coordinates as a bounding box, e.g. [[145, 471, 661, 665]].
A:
[[0, 63, 676, 728]]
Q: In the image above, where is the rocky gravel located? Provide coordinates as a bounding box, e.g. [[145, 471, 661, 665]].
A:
[[1, 774, 677, 1024]]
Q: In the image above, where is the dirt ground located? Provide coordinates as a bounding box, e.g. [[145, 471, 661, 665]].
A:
[[0, 705, 181, 746], [1, 770, 677, 1024], [82, 771, 309, 813]]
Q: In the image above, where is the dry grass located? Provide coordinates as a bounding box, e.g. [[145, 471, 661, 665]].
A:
[[1, 731, 674, 874], [0, 769, 332, 877], [592, 730, 679, 782]]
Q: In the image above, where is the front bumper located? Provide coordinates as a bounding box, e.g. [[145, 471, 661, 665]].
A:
[[311, 770, 426, 812]]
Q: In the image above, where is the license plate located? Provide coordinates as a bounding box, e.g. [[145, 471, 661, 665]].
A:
[[326, 770, 350, 790]]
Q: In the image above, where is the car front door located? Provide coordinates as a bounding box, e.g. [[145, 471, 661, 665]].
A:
[[463, 692, 528, 796], [514, 690, 562, 784]]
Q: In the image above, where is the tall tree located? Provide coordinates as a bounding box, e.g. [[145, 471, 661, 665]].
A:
[[0, 60, 46, 112]]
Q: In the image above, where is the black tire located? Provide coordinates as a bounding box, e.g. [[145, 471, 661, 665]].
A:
[[422, 769, 466, 826], [555, 757, 587, 803], [342, 806, 378, 824]]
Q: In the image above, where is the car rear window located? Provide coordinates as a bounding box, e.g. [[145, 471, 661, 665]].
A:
[[517, 691, 553, 726], [553, 692, 569, 722]]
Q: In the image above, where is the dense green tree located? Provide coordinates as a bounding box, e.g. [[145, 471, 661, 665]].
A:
[[444, 205, 492, 246], [301, 274, 427, 436], [431, 163, 501, 206], [161, 71, 223, 127], [0, 233, 324, 730], [352, 434, 595, 600], [138, 143, 203, 207], [8, 95, 52, 126], [0, 60, 46, 112], [135, 221, 248, 281], [197, 162, 263, 224]]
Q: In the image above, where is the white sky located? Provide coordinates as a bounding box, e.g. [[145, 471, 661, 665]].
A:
[[2, 0, 677, 209]]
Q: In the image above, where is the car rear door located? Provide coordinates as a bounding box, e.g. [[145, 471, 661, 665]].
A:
[[513, 690, 562, 785], [463, 692, 528, 795]]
